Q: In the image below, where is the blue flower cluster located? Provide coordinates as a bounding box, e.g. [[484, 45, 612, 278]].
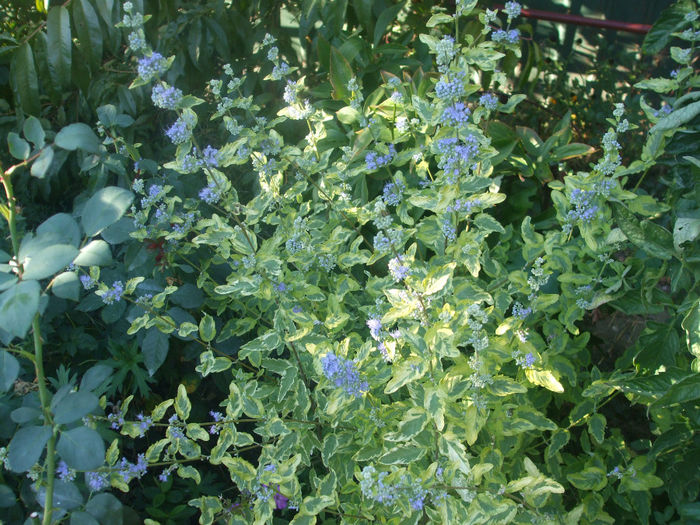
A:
[[321, 352, 368, 398], [382, 180, 405, 206], [441, 102, 471, 127], [140, 184, 163, 208], [446, 198, 482, 214], [435, 136, 480, 182], [442, 219, 457, 242], [165, 116, 193, 145], [435, 74, 465, 100], [199, 181, 222, 204], [512, 301, 532, 320], [136, 413, 153, 437], [80, 274, 96, 290], [504, 1, 522, 20], [152, 83, 183, 110], [479, 93, 499, 110], [128, 31, 146, 52], [367, 317, 382, 340], [388, 256, 411, 282], [567, 188, 599, 223], [358, 466, 428, 511], [317, 253, 336, 272], [56, 461, 75, 481], [513, 350, 536, 368], [435, 35, 456, 71], [86, 470, 109, 492], [137, 52, 168, 82], [118, 453, 148, 483], [492, 29, 520, 44], [366, 144, 396, 170], [373, 228, 401, 252], [101, 281, 124, 305]]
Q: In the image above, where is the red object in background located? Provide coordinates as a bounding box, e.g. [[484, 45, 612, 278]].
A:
[[494, 4, 652, 34]]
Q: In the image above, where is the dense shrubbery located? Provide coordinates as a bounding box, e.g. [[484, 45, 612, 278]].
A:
[[1, 0, 699, 523]]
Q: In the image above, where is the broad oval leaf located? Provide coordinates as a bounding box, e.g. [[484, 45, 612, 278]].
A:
[[73, 240, 112, 266], [37, 213, 81, 247], [81, 187, 134, 237], [21, 244, 78, 281], [0, 280, 40, 339], [8, 425, 52, 472], [23, 115, 45, 148], [53, 391, 99, 425], [56, 426, 105, 471], [0, 350, 20, 392], [55, 123, 100, 153], [52, 271, 80, 301]]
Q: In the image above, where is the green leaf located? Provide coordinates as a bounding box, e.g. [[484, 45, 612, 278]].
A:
[[175, 384, 191, 420], [587, 413, 606, 445], [73, 240, 112, 266], [38, 480, 83, 510], [653, 373, 700, 407], [567, 467, 607, 491], [674, 217, 700, 250], [70, 512, 100, 525], [426, 13, 453, 27], [20, 243, 78, 281], [633, 78, 679, 93], [53, 391, 99, 425], [8, 132, 30, 160], [642, 0, 694, 54], [199, 313, 216, 342], [379, 446, 426, 465], [613, 203, 674, 260], [73, 0, 103, 71], [682, 300, 700, 360], [55, 123, 100, 153], [51, 272, 81, 301], [85, 493, 123, 523], [142, 327, 169, 376], [300, 495, 334, 515], [384, 358, 425, 394], [221, 456, 256, 482], [546, 429, 570, 460], [439, 434, 470, 475], [30, 147, 54, 178], [487, 376, 528, 396], [23, 115, 45, 148], [46, 6, 72, 90], [421, 262, 455, 296], [0, 280, 40, 340], [651, 101, 700, 133], [8, 425, 52, 472], [57, 426, 105, 471], [0, 350, 20, 392], [385, 408, 428, 441], [373, 2, 405, 47], [177, 464, 201, 483], [525, 368, 564, 393], [37, 213, 81, 247], [81, 186, 134, 236], [551, 143, 595, 162], [80, 364, 113, 392], [463, 45, 505, 70], [329, 46, 353, 100], [11, 43, 41, 115]]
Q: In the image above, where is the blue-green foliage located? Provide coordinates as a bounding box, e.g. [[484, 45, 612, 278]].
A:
[[1, 0, 699, 523]]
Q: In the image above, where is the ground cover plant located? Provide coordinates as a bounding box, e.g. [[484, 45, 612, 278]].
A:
[[0, 0, 699, 523]]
